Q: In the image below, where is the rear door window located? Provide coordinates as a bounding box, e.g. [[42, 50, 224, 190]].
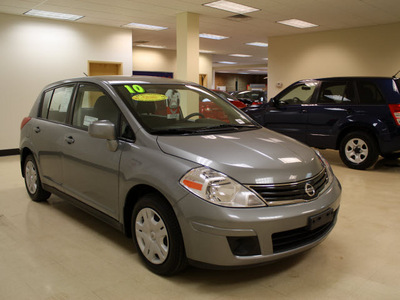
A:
[[317, 81, 355, 105], [46, 85, 75, 123]]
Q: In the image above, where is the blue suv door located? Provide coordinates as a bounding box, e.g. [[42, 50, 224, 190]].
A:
[[267, 80, 318, 142], [306, 80, 356, 149]]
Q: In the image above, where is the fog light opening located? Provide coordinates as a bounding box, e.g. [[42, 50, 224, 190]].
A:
[[227, 236, 261, 256]]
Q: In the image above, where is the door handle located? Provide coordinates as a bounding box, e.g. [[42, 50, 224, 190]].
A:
[[34, 127, 40, 133], [301, 109, 308, 113], [65, 136, 75, 144]]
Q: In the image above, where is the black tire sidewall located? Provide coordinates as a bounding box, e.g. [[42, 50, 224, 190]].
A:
[[339, 131, 379, 170], [131, 193, 186, 276]]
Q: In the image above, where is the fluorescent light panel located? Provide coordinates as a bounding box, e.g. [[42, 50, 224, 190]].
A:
[[229, 54, 252, 57], [136, 44, 166, 49], [24, 9, 83, 21], [123, 22, 167, 31], [199, 33, 229, 40], [200, 50, 215, 53], [277, 19, 318, 28], [203, 1, 260, 14], [246, 42, 269, 47], [218, 61, 237, 64]]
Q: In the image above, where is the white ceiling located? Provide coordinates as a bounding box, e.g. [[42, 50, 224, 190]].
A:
[[1, 0, 400, 74]]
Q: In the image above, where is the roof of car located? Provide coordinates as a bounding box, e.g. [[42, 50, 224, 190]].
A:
[[303, 76, 396, 82], [45, 75, 196, 88]]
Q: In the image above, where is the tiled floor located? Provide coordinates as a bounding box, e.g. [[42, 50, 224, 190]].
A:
[[1, 151, 399, 299]]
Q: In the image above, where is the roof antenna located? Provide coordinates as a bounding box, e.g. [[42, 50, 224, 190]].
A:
[[83, 72, 88, 77], [393, 70, 400, 78]]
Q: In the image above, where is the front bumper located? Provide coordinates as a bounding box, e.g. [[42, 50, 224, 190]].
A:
[[174, 176, 341, 268]]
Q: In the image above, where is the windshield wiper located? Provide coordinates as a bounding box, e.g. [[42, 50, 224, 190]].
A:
[[194, 124, 260, 133], [150, 128, 198, 135]]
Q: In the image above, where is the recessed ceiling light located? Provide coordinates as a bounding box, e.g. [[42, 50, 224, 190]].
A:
[[23, 9, 83, 21], [123, 22, 168, 30], [277, 19, 318, 28], [199, 33, 229, 40], [136, 45, 167, 49], [203, 1, 260, 14], [200, 50, 215, 53], [245, 42, 269, 47], [229, 54, 252, 57], [217, 61, 237, 64], [248, 69, 266, 72]]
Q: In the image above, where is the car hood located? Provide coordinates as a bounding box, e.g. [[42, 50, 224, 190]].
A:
[[156, 128, 323, 184]]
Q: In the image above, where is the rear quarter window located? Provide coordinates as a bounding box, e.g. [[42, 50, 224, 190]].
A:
[[40, 90, 53, 118], [356, 81, 386, 105]]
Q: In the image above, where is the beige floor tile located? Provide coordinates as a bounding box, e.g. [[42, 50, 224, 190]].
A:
[[1, 152, 400, 299]]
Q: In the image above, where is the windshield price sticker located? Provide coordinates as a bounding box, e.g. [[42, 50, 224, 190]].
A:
[[132, 94, 167, 102]]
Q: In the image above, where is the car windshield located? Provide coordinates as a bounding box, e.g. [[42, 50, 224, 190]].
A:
[[113, 83, 259, 135]]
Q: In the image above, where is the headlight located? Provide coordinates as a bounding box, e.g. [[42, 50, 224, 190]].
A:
[[180, 167, 266, 207]]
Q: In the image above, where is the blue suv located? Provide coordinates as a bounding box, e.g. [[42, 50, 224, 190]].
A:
[[244, 77, 400, 169]]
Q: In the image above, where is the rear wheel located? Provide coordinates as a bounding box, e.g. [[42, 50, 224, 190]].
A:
[[132, 193, 187, 276], [339, 131, 379, 170], [24, 154, 51, 202]]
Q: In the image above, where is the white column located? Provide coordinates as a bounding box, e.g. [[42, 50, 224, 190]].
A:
[[176, 12, 199, 83]]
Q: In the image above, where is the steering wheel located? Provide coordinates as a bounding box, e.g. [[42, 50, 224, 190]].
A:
[[184, 112, 205, 121]]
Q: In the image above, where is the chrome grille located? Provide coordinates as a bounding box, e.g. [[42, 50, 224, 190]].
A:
[[247, 168, 329, 206]]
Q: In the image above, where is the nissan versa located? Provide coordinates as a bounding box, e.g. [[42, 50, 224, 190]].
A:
[[20, 76, 341, 275]]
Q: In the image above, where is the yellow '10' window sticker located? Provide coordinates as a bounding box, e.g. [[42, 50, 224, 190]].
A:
[[132, 94, 167, 102], [124, 85, 145, 94]]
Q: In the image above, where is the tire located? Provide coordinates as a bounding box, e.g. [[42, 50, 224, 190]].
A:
[[23, 154, 51, 202], [132, 193, 187, 276], [339, 131, 379, 170]]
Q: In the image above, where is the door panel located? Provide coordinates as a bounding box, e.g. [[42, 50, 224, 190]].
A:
[[32, 85, 75, 189], [265, 105, 308, 142], [264, 81, 318, 143], [62, 128, 121, 218], [31, 119, 66, 188], [306, 80, 355, 148], [62, 83, 121, 218]]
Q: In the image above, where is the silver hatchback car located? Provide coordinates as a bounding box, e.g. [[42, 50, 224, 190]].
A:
[[20, 76, 341, 275]]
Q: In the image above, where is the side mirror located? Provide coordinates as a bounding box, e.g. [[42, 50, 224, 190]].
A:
[[88, 120, 118, 152], [270, 97, 279, 107]]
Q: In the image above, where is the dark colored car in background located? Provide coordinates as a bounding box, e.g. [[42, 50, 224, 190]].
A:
[[244, 77, 400, 169], [231, 90, 268, 106]]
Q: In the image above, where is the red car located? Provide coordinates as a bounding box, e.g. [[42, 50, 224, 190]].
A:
[[212, 90, 247, 109]]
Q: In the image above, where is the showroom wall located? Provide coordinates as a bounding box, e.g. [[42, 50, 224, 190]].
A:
[[132, 47, 213, 88], [0, 13, 132, 151], [215, 73, 267, 92], [268, 22, 400, 97]]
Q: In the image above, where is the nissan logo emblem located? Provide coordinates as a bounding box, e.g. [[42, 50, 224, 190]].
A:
[[305, 183, 316, 197]]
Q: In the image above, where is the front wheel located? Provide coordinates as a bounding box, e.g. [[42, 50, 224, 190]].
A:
[[339, 131, 379, 170], [132, 193, 187, 276], [23, 154, 51, 202]]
